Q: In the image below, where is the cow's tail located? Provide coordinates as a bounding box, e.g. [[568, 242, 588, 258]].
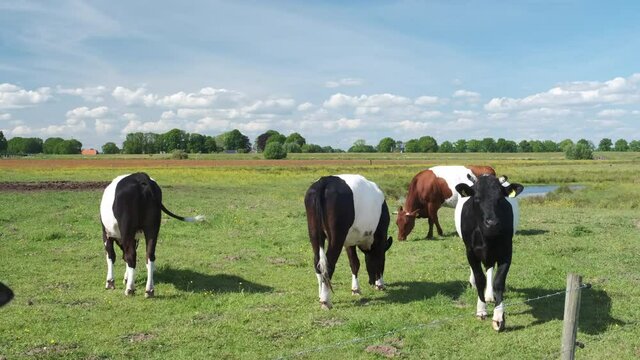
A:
[[160, 203, 205, 223], [312, 180, 333, 292]]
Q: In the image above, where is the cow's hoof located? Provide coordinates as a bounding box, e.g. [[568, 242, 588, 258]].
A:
[[374, 284, 385, 291], [485, 295, 495, 303], [320, 301, 332, 310], [476, 314, 487, 320], [492, 319, 505, 332], [351, 289, 361, 296], [105, 280, 115, 290], [145, 289, 155, 298], [125, 288, 135, 296]]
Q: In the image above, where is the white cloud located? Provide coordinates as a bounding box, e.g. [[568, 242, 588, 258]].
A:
[[297, 102, 314, 111], [452, 89, 481, 102], [0, 83, 52, 109], [396, 120, 433, 131], [324, 93, 411, 109], [188, 117, 231, 133], [156, 87, 244, 108], [56, 86, 107, 102], [322, 117, 362, 130], [237, 121, 270, 132], [66, 106, 109, 119], [485, 73, 640, 112], [414, 95, 441, 106], [41, 124, 68, 136], [597, 109, 627, 117], [243, 98, 296, 115], [112, 86, 157, 106], [420, 110, 443, 119], [95, 119, 113, 134], [324, 78, 363, 88], [0, 113, 11, 121], [11, 125, 33, 136]]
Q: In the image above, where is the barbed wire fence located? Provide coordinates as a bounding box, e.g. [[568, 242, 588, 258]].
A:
[[274, 279, 626, 360]]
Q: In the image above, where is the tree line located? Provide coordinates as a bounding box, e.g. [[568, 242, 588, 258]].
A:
[[1, 128, 639, 158]]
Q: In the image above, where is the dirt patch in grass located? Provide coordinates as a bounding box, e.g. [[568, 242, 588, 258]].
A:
[[365, 345, 400, 358], [124, 333, 156, 343], [0, 181, 109, 192], [25, 343, 78, 356]]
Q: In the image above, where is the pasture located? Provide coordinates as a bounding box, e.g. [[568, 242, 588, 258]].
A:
[[0, 153, 639, 359]]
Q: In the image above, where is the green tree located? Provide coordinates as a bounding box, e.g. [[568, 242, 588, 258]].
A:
[[224, 129, 251, 152], [285, 132, 306, 147], [577, 139, 595, 150], [56, 139, 82, 154], [404, 139, 420, 152], [614, 139, 628, 152], [263, 142, 287, 159], [439, 141, 454, 153], [496, 138, 517, 153], [284, 142, 301, 153], [629, 140, 640, 151], [162, 129, 188, 152], [348, 139, 376, 153], [558, 139, 574, 152], [204, 136, 218, 153], [418, 136, 438, 152], [467, 139, 482, 152], [266, 133, 286, 146], [598, 138, 612, 151], [542, 140, 559, 152], [123, 132, 145, 154], [480, 137, 496, 152], [102, 142, 120, 154], [255, 130, 281, 152], [454, 139, 467, 153], [0, 131, 7, 153], [43, 137, 64, 154], [518, 140, 532, 153], [187, 133, 206, 153], [301, 144, 324, 153], [566, 143, 594, 160], [376, 137, 395, 152], [7, 137, 43, 154]]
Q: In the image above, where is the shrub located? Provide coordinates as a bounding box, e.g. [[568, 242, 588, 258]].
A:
[[263, 142, 287, 159], [565, 143, 593, 160], [171, 149, 189, 159]]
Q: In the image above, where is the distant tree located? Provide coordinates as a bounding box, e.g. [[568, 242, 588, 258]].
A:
[[404, 139, 420, 153], [162, 129, 188, 152], [283, 142, 301, 153], [7, 137, 43, 154], [577, 138, 595, 150], [301, 143, 324, 153], [454, 139, 467, 153], [255, 130, 281, 152], [349, 139, 376, 153], [466, 139, 482, 153], [395, 140, 404, 153], [0, 131, 7, 153], [123, 132, 145, 154], [614, 139, 628, 152], [542, 140, 559, 152], [480, 137, 496, 152], [376, 137, 396, 152], [43, 137, 64, 154], [266, 133, 286, 146], [496, 138, 517, 153], [56, 139, 82, 154], [558, 139, 574, 152], [285, 132, 306, 147], [418, 136, 438, 152], [518, 140, 532, 153], [224, 129, 251, 152], [566, 143, 593, 160], [439, 141, 454, 153], [530, 140, 545, 152], [187, 133, 206, 153], [144, 133, 161, 153], [629, 140, 640, 151], [204, 136, 218, 153], [102, 142, 120, 154], [598, 138, 612, 151], [263, 142, 287, 159]]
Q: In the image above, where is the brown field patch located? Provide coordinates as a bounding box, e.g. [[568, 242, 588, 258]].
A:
[[0, 181, 109, 192]]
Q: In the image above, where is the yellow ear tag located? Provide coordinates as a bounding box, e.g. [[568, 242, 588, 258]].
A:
[[509, 190, 517, 198]]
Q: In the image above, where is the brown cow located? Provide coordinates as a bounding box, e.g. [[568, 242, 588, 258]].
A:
[[396, 165, 495, 240]]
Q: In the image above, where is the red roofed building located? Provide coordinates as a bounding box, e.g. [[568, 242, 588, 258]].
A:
[[82, 148, 99, 156]]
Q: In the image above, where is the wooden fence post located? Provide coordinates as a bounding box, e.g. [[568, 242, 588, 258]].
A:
[[561, 273, 582, 360]]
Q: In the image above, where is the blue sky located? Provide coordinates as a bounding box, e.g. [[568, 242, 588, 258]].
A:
[[1, 0, 640, 149]]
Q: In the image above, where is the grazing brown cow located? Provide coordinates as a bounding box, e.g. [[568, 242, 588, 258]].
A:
[[396, 165, 495, 240]]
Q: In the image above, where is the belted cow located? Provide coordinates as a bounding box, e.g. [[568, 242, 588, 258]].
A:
[[304, 174, 393, 309], [100, 172, 204, 297], [454, 174, 523, 331], [396, 165, 495, 240]]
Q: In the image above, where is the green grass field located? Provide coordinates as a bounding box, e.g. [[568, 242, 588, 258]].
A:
[[1, 154, 639, 359]]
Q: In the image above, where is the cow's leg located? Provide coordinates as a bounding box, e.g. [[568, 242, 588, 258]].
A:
[[491, 260, 510, 332], [467, 254, 487, 319], [469, 267, 476, 288], [143, 227, 159, 298], [318, 241, 342, 310], [426, 215, 434, 239], [103, 228, 116, 290], [429, 203, 444, 237], [345, 246, 361, 295], [123, 236, 137, 296], [484, 266, 495, 302]]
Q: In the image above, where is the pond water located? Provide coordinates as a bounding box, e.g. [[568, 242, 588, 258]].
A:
[[519, 185, 585, 198]]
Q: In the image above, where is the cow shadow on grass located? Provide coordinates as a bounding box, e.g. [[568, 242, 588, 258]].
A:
[[379, 280, 467, 304], [508, 286, 624, 334], [155, 266, 273, 294], [516, 229, 549, 236]]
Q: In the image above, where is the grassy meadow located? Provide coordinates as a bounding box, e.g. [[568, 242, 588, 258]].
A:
[[0, 153, 639, 359]]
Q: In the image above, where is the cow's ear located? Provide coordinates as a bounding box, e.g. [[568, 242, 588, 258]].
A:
[[456, 183, 474, 197], [504, 183, 524, 198], [385, 237, 393, 251]]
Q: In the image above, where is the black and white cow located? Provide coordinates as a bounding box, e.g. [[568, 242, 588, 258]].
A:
[[454, 174, 523, 331], [100, 172, 204, 297], [304, 174, 393, 309], [0, 282, 13, 307]]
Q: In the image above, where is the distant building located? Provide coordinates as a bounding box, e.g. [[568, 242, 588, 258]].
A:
[[81, 148, 99, 155]]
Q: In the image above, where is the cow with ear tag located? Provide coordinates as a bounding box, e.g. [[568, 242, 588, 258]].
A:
[[454, 174, 524, 331]]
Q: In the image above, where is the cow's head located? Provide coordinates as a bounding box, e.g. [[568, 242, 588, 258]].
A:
[[455, 174, 523, 236], [395, 206, 419, 241], [363, 236, 393, 286], [0, 282, 14, 307]]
